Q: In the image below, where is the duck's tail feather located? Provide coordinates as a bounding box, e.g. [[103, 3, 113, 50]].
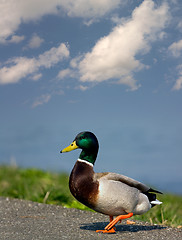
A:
[[149, 188, 163, 194], [144, 188, 163, 207], [151, 199, 162, 205]]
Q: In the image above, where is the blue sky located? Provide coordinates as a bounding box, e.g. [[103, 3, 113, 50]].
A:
[[0, 0, 182, 194]]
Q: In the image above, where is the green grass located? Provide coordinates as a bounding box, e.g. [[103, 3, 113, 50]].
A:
[[0, 166, 181, 228]]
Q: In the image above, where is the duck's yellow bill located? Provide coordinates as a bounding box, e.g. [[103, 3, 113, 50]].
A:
[[60, 141, 78, 153]]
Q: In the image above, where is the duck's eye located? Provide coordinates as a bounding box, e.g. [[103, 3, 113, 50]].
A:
[[80, 136, 85, 140]]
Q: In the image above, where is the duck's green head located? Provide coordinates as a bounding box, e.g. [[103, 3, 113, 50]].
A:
[[60, 131, 99, 165]]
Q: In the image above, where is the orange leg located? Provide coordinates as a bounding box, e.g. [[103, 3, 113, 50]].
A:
[[96, 213, 133, 233], [96, 216, 116, 233], [105, 213, 133, 231]]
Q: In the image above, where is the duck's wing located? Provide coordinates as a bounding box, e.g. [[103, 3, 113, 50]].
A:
[[94, 172, 162, 194]]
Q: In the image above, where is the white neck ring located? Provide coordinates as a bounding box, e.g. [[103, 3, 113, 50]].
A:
[[77, 158, 93, 167]]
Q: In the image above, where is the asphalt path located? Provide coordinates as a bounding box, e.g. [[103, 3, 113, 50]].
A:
[[0, 197, 181, 240]]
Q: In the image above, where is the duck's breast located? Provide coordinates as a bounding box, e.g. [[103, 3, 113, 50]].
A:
[[69, 161, 99, 209]]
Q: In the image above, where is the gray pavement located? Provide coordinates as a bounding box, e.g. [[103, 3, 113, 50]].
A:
[[0, 197, 181, 240]]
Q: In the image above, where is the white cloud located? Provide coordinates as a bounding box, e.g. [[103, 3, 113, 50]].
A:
[[117, 76, 141, 91], [71, 0, 169, 90], [31, 87, 64, 108], [31, 73, 42, 81], [8, 35, 25, 44], [0, 0, 59, 43], [172, 64, 182, 90], [0, 58, 37, 84], [57, 68, 72, 79], [173, 76, 182, 90], [32, 94, 51, 108], [38, 44, 69, 68], [168, 39, 182, 57], [27, 34, 44, 49], [60, 0, 122, 18], [177, 20, 182, 32], [0, 0, 123, 43], [76, 85, 89, 91], [0, 43, 69, 84]]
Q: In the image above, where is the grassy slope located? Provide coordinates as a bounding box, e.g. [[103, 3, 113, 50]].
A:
[[0, 166, 181, 227]]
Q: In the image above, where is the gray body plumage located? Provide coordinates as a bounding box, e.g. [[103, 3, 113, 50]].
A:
[[93, 172, 154, 216]]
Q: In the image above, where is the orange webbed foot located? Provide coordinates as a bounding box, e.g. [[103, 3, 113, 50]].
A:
[[104, 213, 133, 231], [96, 216, 116, 234], [96, 213, 133, 233], [126, 220, 136, 225], [96, 227, 116, 234]]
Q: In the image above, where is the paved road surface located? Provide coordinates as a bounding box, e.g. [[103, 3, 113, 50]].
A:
[[0, 197, 181, 240]]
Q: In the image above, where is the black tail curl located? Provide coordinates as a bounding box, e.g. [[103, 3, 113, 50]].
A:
[[144, 188, 163, 208]]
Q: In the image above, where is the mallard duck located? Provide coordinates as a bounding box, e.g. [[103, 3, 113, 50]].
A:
[[60, 131, 162, 233]]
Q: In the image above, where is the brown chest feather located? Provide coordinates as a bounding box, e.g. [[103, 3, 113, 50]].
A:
[[69, 161, 99, 209]]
